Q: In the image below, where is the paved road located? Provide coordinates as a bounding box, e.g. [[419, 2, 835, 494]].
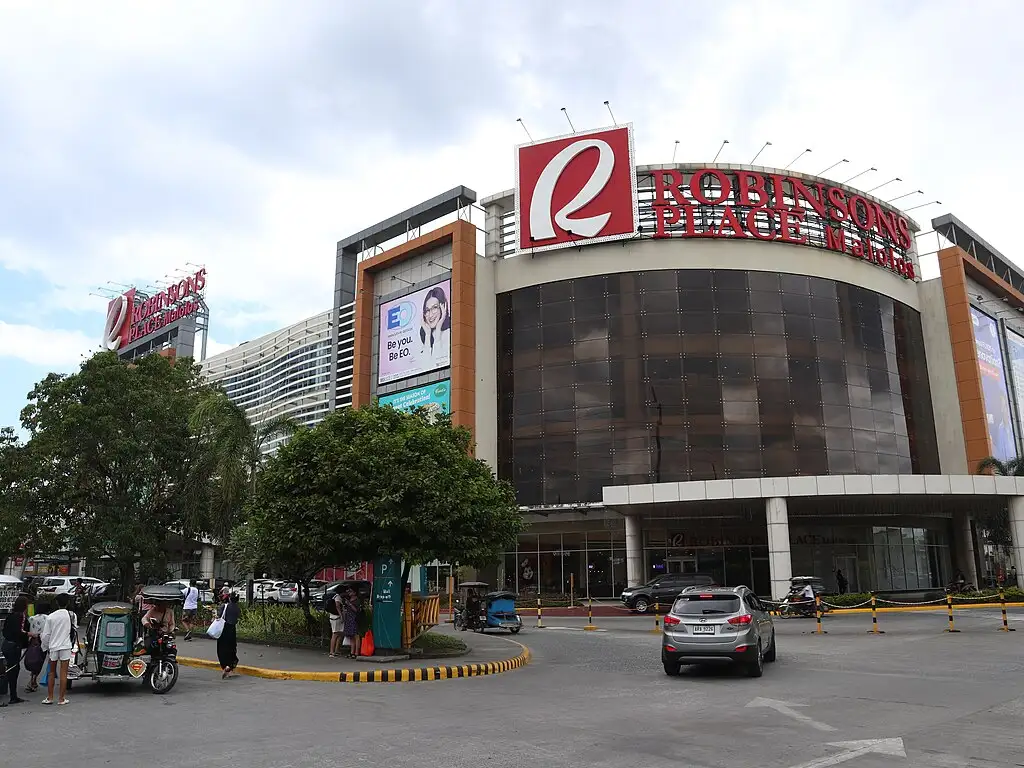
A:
[[5, 608, 1023, 768]]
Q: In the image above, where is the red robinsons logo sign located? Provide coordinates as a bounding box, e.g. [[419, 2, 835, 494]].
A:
[[650, 168, 916, 280], [515, 124, 639, 254], [103, 268, 207, 351]]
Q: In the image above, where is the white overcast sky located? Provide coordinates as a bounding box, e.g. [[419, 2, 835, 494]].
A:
[[0, 0, 1022, 428]]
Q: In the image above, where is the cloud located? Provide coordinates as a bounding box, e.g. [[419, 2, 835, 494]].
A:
[[0, 322, 96, 368], [0, 0, 1023, 429]]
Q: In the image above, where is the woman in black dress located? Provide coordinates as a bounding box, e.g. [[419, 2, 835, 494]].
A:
[[216, 593, 241, 679], [2, 595, 34, 705]]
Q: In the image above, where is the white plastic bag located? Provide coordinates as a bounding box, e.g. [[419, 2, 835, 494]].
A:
[[342, 636, 351, 647], [207, 615, 225, 639]]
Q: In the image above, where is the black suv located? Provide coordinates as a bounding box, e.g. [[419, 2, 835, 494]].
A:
[[620, 573, 716, 613]]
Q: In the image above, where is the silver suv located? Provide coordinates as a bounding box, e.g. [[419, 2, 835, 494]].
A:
[[661, 586, 776, 678]]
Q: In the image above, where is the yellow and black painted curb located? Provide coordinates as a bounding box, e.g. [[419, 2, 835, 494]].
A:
[[178, 642, 531, 683]]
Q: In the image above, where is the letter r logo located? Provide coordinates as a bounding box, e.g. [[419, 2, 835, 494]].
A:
[[515, 124, 638, 254]]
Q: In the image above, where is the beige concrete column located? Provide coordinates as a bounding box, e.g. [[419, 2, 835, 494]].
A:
[[624, 515, 644, 587], [766, 497, 792, 601], [1009, 497, 1024, 584]]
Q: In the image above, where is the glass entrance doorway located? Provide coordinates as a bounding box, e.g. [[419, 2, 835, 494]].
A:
[[666, 557, 697, 575]]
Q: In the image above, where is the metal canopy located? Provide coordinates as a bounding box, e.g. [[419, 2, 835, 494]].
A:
[[336, 185, 477, 255], [932, 213, 1024, 295]]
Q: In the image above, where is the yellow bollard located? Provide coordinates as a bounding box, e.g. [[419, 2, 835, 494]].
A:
[[650, 602, 661, 634], [536, 596, 544, 629], [944, 592, 960, 633], [866, 591, 884, 634], [814, 594, 827, 634], [584, 595, 597, 631], [998, 587, 1016, 632]]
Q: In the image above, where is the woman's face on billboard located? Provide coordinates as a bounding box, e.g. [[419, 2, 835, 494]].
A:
[[424, 294, 445, 328]]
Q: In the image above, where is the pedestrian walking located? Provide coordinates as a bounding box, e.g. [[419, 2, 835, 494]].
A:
[[835, 569, 848, 595], [181, 579, 200, 641], [40, 593, 77, 706], [2, 595, 36, 705], [216, 594, 240, 679]]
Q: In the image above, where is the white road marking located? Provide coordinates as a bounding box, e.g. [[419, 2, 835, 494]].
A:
[[786, 738, 906, 768], [746, 696, 837, 732]]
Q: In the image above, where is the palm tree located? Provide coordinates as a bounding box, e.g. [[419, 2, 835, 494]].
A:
[[977, 456, 1024, 477], [190, 391, 301, 536], [975, 456, 1016, 548]]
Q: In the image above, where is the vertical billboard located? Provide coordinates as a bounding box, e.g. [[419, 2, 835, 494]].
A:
[[377, 279, 451, 385], [378, 380, 450, 419], [1005, 328, 1024, 445], [970, 307, 1016, 461]]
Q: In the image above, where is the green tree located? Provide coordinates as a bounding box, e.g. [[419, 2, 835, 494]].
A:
[[241, 403, 522, 596], [0, 428, 55, 572], [20, 351, 217, 595], [189, 391, 300, 539], [976, 456, 1017, 546]]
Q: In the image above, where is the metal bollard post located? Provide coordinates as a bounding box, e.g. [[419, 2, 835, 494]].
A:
[[866, 591, 885, 634], [998, 587, 1016, 632], [814, 594, 827, 634], [650, 602, 661, 634], [536, 597, 544, 629], [584, 595, 598, 631], [944, 592, 960, 633]]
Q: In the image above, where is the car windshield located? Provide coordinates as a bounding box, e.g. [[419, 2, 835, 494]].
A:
[[673, 595, 741, 615]]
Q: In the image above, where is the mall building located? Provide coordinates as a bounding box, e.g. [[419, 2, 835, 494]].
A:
[[209, 124, 1024, 600]]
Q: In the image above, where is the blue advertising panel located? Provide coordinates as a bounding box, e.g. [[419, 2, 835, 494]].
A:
[[377, 379, 450, 418], [970, 307, 1016, 461]]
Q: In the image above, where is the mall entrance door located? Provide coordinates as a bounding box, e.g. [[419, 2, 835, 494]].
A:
[[666, 557, 698, 575]]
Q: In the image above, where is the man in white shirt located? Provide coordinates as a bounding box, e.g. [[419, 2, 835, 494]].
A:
[[182, 580, 200, 641], [40, 593, 77, 706]]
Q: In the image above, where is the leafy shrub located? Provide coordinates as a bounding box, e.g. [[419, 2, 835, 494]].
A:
[[412, 631, 466, 653]]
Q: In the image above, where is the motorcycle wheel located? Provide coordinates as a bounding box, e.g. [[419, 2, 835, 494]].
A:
[[147, 660, 179, 694], [510, 626, 521, 634]]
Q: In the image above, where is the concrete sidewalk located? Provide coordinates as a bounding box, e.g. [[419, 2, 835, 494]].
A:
[[177, 627, 529, 683]]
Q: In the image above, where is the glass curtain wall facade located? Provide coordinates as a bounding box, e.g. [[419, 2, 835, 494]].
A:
[[496, 269, 940, 507]]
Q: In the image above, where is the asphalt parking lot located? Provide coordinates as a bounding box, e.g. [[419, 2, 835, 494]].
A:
[[5, 607, 1023, 768]]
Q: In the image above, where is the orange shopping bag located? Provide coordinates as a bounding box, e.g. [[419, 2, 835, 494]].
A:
[[360, 630, 375, 657]]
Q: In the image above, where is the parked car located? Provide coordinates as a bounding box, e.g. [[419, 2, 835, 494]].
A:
[[278, 580, 328, 604], [314, 580, 373, 611], [254, 580, 286, 603], [35, 576, 108, 598], [620, 573, 717, 613], [661, 586, 776, 678]]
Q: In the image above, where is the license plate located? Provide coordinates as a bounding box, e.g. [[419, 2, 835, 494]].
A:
[[692, 625, 716, 634], [102, 654, 123, 669]]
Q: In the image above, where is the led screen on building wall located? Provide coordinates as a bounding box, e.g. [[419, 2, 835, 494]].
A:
[[1005, 328, 1024, 449], [970, 306, 1016, 461], [377, 279, 451, 385], [378, 380, 450, 419]]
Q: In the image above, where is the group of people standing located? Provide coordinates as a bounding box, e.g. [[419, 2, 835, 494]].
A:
[[1, 593, 78, 706], [328, 586, 364, 659]]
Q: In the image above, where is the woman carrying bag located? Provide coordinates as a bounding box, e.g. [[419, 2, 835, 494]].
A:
[[2, 595, 36, 705], [208, 593, 240, 679]]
